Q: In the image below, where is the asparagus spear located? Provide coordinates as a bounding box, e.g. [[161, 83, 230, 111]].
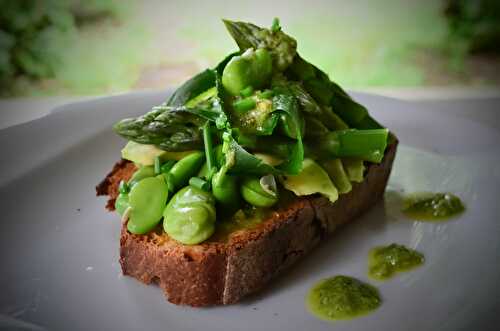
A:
[[314, 129, 389, 163], [113, 105, 206, 151], [288, 55, 383, 129], [222, 19, 297, 71]]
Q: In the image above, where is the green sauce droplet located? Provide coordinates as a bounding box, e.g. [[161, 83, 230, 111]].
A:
[[368, 244, 424, 280], [306, 276, 381, 321], [402, 192, 465, 221]]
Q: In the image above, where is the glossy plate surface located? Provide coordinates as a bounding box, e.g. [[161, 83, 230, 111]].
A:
[[1, 92, 499, 330]]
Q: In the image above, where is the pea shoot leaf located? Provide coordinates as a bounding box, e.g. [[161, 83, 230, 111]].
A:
[[223, 133, 278, 176], [271, 89, 304, 174], [167, 69, 216, 107]]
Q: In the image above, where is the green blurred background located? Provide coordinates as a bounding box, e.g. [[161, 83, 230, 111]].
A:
[[1, 0, 499, 97]]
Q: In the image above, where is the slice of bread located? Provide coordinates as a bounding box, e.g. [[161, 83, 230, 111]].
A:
[[96, 141, 397, 306]]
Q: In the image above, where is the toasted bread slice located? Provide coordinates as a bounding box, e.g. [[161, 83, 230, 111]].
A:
[[96, 141, 397, 306]]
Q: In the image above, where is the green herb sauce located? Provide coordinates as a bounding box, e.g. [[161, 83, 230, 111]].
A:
[[306, 276, 381, 321], [368, 244, 424, 280], [402, 192, 465, 221]]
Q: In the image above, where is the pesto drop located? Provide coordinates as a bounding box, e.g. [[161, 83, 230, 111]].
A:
[[402, 192, 465, 221], [306, 275, 381, 321], [368, 244, 424, 280]]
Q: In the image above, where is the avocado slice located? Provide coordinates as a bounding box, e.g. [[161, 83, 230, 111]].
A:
[[281, 158, 338, 203], [121, 141, 197, 166]]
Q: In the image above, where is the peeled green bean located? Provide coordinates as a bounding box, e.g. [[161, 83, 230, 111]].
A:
[[240, 86, 254, 97], [118, 180, 129, 194], [163, 186, 216, 244], [115, 193, 129, 216], [241, 176, 278, 207], [222, 48, 272, 95], [169, 151, 205, 189], [128, 166, 155, 187], [212, 170, 240, 207], [127, 176, 169, 234], [160, 160, 176, 174], [233, 97, 256, 113]]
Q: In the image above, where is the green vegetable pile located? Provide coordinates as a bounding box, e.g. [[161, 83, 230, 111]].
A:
[[112, 18, 390, 245]]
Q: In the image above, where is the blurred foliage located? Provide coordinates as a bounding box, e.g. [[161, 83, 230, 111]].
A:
[[1, 0, 498, 97], [0, 0, 121, 91], [444, 0, 500, 54]]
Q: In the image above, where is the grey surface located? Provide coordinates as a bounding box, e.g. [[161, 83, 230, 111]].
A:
[[0, 96, 94, 131], [413, 97, 500, 130], [0, 92, 500, 331]]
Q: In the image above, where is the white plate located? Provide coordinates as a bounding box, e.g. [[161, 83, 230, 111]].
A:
[[1, 92, 499, 331]]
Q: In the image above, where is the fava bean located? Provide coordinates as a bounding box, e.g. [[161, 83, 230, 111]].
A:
[[118, 180, 129, 194], [241, 176, 279, 207], [127, 176, 169, 234], [222, 48, 272, 96], [156, 172, 175, 192], [222, 56, 252, 95], [114, 193, 129, 216], [258, 89, 274, 100], [128, 166, 155, 187], [163, 186, 216, 245], [254, 48, 273, 79], [160, 160, 176, 174], [240, 86, 254, 97], [233, 97, 256, 113], [169, 151, 205, 190], [212, 171, 240, 207]]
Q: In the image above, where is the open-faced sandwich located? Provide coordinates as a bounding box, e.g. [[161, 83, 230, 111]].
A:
[[96, 18, 398, 307]]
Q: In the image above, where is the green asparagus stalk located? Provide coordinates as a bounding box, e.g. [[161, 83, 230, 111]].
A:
[[304, 116, 329, 138], [355, 114, 384, 130], [288, 55, 383, 129], [331, 93, 368, 125], [114, 69, 229, 152], [113, 105, 206, 151], [319, 106, 349, 131], [222, 19, 297, 71], [317, 129, 389, 163]]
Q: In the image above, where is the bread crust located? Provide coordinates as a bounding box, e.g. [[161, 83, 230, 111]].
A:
[[96, 141, 397, 306]]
